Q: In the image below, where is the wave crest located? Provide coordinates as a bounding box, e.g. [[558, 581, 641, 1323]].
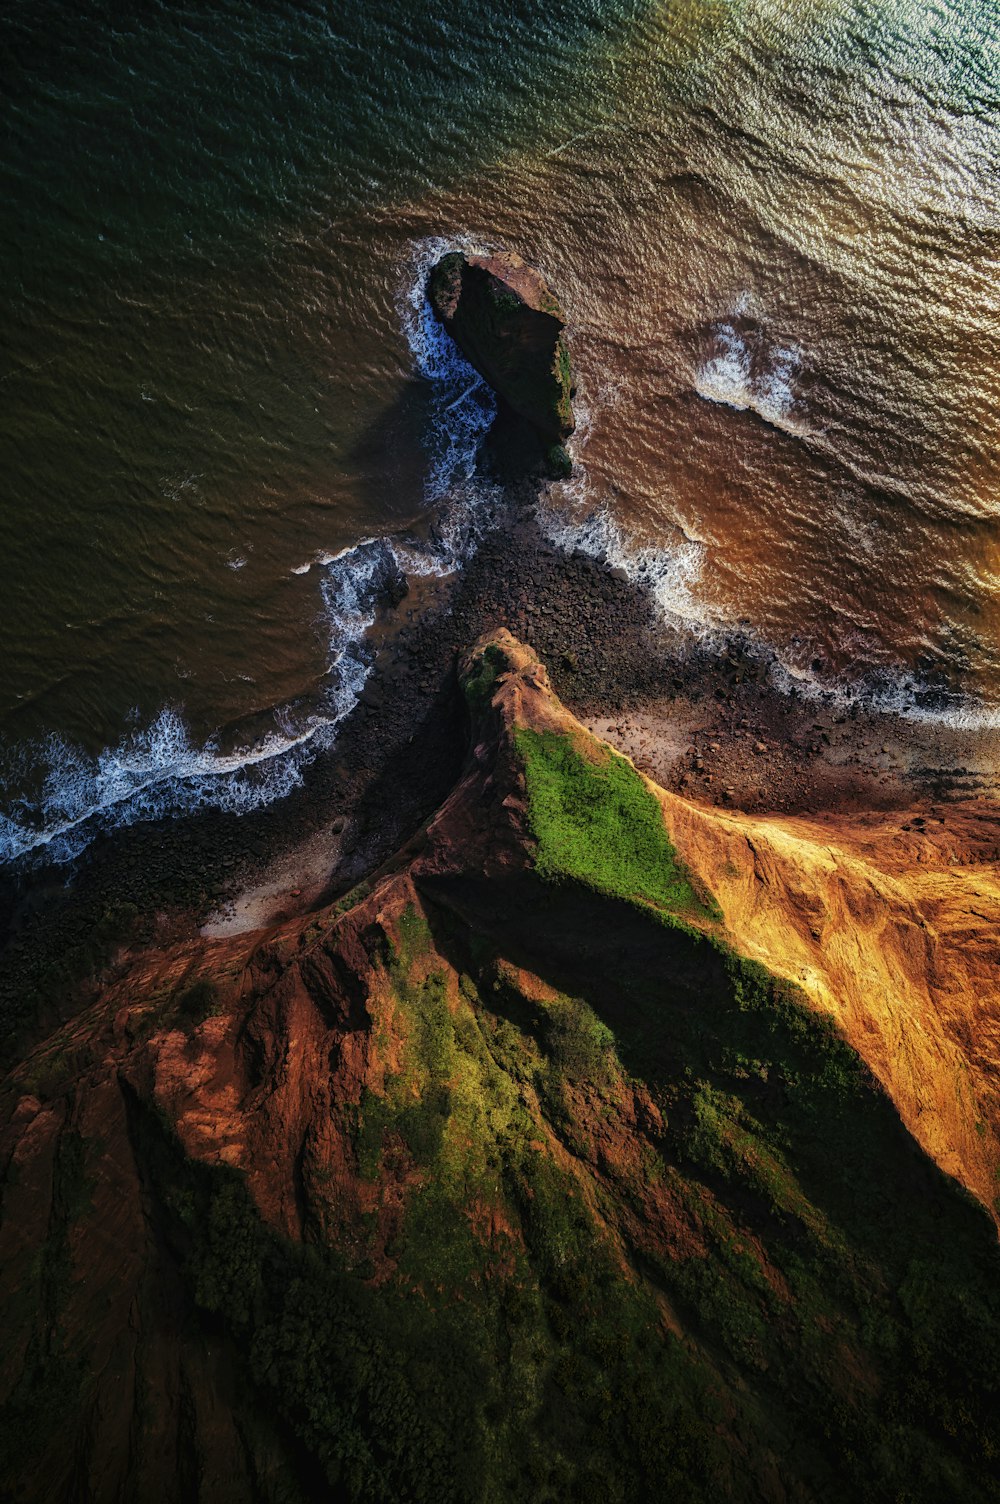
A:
[[1, 237, 501, 869]]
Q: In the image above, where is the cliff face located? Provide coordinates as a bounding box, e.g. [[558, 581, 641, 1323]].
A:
[[428, 251, 574, 446], [2, 632, 1000, 1504]]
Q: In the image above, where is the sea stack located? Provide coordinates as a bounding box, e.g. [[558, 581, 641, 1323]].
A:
[[428, 249, 575, 449]]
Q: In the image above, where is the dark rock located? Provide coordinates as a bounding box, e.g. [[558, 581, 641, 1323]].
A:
[[427, 250, 574, 445], [545, 443, 573, 479]]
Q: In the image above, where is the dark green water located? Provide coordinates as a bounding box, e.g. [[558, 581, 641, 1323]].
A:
[[3, 1, 999, 861]]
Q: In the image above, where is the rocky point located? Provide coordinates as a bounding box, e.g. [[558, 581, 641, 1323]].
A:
[[428, 249, 574, 455]]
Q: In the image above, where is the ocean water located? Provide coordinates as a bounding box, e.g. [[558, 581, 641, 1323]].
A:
[[2, 0, 999, 862]]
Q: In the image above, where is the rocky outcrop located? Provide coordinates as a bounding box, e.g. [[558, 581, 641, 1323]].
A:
[[428, 250, 574, 447], [2, 633, 1000, 1503]]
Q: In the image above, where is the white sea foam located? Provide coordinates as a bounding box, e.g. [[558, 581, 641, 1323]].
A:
[[539, 470, 1000, 735], [1, 236, 501, 869], [765, 651, 1000, 731], [0, 709, 331, 867], [695, 317, 811, 438], [538, 471, 711, 637], [396, 234, 498, 504]]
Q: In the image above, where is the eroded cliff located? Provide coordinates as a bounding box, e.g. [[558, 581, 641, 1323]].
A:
[[2, 632, 999, 1503], [428, 250, 574, 450]]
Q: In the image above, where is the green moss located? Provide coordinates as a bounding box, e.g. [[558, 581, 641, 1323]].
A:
[[329, 877, 373, 921], [462, 640, 508, 716], [129, 943, 737, 1504], [493, 288, 521, 316], [395, 904, 434, 970], [515, 727, 717, 922], [538, 993, 616, 1088], [555, 337, 574, 428], [429, 254, 574, 444], [426, 251, 463, 313], [8, 711, 1000, 1499], [545, 443, 573, 479]]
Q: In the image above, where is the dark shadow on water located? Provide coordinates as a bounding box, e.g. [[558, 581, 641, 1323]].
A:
[[346, 377, 438, 532]]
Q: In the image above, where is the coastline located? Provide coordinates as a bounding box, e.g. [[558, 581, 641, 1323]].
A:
[[1, 472, 997, 1058]]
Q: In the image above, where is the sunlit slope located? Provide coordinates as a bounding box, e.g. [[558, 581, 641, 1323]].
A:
[[469, 630, 1000, 1220], [659, 762, 1000, 1219], [2, 631, 999, 1502]]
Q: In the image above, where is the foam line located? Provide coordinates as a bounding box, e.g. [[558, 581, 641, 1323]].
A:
[[1, 236, 501, 869]]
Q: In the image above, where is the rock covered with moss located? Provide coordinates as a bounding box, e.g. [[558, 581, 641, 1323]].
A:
[[428, 249, 575, 446]]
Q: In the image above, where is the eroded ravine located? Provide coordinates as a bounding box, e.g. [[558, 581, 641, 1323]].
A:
[[2, 631, 999, 1503]]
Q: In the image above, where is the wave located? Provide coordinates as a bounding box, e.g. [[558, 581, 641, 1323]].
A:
[[765, 652, 1000, 732], [539, 466, 1000, 734], [395, 233, 499, 504], [0, 710, 331, 869], [538, 470, 711, 636], [0, 237, 500, 869], [0, 533, 388, 868], [695, 313, 813, 439]]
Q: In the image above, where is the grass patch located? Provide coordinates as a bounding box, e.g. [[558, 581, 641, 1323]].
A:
[[461, 641, 508, 716], [515, 727, 717, 922]]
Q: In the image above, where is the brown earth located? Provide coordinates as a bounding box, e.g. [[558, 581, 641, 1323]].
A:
[[1, 492, 994, 1076], [2, 631, 999, 1502]]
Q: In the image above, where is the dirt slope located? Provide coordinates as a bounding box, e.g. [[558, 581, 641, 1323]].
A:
[[2, 631, 999, 1503]]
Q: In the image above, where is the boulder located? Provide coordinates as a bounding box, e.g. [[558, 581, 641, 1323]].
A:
[[427, 249, 574, 445]]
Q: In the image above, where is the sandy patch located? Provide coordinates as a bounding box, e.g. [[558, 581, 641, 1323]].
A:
[[200, 825, 347, 938]]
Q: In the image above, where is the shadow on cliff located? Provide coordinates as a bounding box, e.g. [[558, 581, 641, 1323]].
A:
[[412, 865, 1000, 1477], [347, 375, 555, 515]]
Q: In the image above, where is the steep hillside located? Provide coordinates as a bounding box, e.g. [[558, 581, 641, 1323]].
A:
[[2, 632, 999, 1503]]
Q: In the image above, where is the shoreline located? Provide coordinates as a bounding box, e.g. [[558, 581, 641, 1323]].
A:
[[1, 470, 997, 1053]]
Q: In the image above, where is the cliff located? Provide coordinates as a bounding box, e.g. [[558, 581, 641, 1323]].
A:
[[2, 632, 999, 1503]]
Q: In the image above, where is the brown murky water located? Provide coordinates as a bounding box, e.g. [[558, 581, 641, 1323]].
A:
[[2, 0, 998, 861]]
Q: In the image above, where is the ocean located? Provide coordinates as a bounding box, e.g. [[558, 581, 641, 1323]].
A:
[[2, 0, 999, 863]]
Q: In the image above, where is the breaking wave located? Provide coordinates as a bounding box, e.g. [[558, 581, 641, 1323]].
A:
[[695, 314, 813, 439], [539, 465, 1000, 734], [397, 234, 497, 503], [538, 468, 712, 637], [0, 239, 499, 869]]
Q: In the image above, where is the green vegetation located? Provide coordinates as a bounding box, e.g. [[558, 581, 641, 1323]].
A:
[[120, 887, 1000, 1500], [515, 726, 716, 921], [493, 288, 522, 317], [555, 338, 573, 427], [545, 443, 573, 479], [428, 252, 574, 444], [7, 871, 1000, 1501], [427, 251, 463, 312], [462, 640, 508, 715], [119, 928, 736, 1503], [329, 877, 373, 920], [5, 701, 1000, 1499]]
